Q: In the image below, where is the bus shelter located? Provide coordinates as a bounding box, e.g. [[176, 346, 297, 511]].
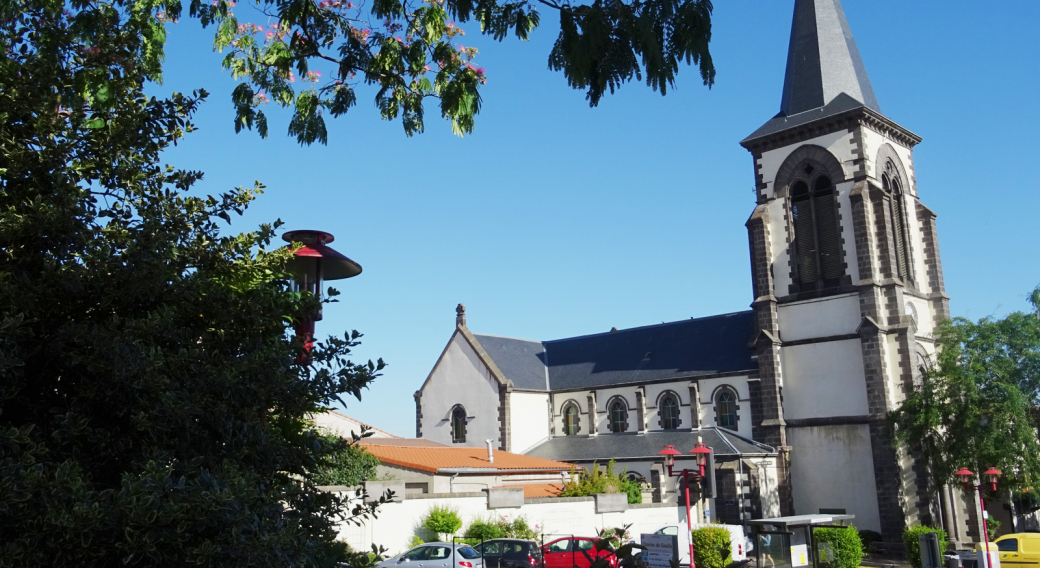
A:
[[746, 514, 855, 568]]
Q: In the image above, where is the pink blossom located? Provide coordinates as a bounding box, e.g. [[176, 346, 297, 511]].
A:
[[476, 67, 485, 75]]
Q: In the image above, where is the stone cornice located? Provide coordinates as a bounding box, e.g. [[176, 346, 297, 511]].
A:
[[741, 106, 922, 155]]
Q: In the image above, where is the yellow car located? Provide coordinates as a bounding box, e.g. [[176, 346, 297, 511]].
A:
[[976, 534, 1040, 568]]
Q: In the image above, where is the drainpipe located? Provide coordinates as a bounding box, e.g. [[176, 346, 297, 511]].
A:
[[450, 472, 459, 494], [738, 459, 745, 524], [486, 439, 494, 464]]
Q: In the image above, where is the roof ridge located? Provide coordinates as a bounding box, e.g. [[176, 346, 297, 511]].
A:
[[324, 409, 400, 438], [471, 332, 545, 344], [544, 310, 753, 344]]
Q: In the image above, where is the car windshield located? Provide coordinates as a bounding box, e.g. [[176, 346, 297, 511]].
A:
[[457, 547, 480, 559]]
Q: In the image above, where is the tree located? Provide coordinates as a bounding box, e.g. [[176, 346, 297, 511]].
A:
[[207, 0, 715, 141], [0, 0, 386, 565], [889, 287, 1040, 493], [310, 434, 382, 486]]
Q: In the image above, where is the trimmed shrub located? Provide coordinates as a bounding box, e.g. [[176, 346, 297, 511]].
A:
[[559, 460, 643, 503], [423, 506, 463, 537], [903, 526, 948, 568], [691, 526, 731, 568], [814, 526, 864, 568], [465, 518, 503, 541]]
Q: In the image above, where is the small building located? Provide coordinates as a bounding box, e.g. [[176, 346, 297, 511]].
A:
[[360, 443, 574, 497], [311, 409, 399, 440]]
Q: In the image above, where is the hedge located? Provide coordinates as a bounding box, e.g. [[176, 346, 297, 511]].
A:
[[691, 526, 731, 568], [814, 526, 864, 568], [903, 526, 948, 568]]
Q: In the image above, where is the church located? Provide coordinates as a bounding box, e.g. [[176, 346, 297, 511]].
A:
[[413, 0, 982, 552]]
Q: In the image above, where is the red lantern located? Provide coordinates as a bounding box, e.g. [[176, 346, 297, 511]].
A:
[[983, 467, 1002, 492], [690, 441, 713, 478], [283, 230, 362, 356], [955, 467, 975, 490], [658, 445, 681, 470]]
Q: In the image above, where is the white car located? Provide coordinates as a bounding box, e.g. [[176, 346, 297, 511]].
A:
[[642, 524, 748, 567], [376, 543, 484, 568]]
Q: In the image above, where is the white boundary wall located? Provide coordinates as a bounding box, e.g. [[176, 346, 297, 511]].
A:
[[335, 492, 694, 555]]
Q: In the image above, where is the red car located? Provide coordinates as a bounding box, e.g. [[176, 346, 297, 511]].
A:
[[541, 538, 617, 568]]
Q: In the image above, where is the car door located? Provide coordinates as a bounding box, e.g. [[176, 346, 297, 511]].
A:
[[478, 541, 503, 568], [997, 537, 1024, 567], [1022, 536, 1040, 568], [426, 545, 455, 568], [398, 546, 432, 568], [543, 538, 573, 568], [573, 538, 597, 568]]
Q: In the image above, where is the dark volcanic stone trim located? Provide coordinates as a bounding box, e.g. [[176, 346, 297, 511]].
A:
[[414, 392, 423, 438], [741, 106, 922, 155], [498, 387, 511, 451], [849, 181, 875, 283]]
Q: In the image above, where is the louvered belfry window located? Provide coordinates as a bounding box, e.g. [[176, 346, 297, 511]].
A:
[[790, 164, 844, 288], [882, 161, 913, 286]]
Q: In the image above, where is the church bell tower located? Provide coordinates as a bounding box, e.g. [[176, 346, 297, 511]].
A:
[[740, 0, 976, 551]]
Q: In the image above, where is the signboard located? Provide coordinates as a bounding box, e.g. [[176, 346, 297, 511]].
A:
[[790, 544, 808, 567], [641, 534, 678, 568]]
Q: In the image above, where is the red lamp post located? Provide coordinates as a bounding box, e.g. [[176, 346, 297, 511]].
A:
[[956, 466, 1002, 567], [658, 438, 714, 568], [283, 230, 362, 356]]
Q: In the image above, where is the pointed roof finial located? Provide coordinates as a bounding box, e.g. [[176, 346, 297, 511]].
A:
[[743, 0, 883, 145], [781, 0, 879, 116], [456, 303, 467, 328]]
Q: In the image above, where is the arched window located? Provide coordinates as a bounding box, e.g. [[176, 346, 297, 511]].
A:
[[450, 406, 467, 443], [714, 388, 738, 430], [562, 402, 581, 436], [608, 398, 629, 433], [659, 393, 681, 430], [881, 159, 914, 285], [790, 164, 844, 289]]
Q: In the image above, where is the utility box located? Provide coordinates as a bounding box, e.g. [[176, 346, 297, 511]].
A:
[[919, 533, 943, 568]]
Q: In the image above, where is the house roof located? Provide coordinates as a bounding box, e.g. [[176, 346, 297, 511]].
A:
[[358, 438, 449, 448], [743, 0, 880, 145], [497, 482, 564, 499], [467, 312, 755, 392], [363, 445, 575, 474], [524, 428, 776, 462]]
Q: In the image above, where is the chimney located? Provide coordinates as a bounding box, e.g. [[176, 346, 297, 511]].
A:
[[456, 304, 467, 328], [485, 439, 494, 463]]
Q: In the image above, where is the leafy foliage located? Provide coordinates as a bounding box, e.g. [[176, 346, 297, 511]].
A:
[[889, 287, 1040, 491], [310, 433, 382, 486], [560, 460, 643, 503], [207, 0, 715, 141], [689, 526, 730, 568], [589, 525, 645, 568], [813, 526, 863, 568], [0, 0, 388, 564], [423, 505, 464, 536], [903, 526, 948, 568], [464, 514, 538, 540]]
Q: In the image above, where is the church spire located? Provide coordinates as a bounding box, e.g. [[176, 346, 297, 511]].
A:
[[742, 0, 884, 145], [780, 0, 879, 116]]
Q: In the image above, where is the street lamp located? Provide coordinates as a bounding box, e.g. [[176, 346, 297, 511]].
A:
[[283, 230, 362, 356], [658, 437, 714, 568], [956, 466, 1002, 568]]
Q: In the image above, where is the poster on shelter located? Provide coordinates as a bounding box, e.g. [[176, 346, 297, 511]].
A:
[[641, 534, 678, 568], [790, 544, 808, 567]]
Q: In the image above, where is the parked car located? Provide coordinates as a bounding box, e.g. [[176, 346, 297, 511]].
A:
[[376, 543, 484, 568], [541, 537, 617, 568], [978, 533, 1040, 568], [634, 524, 748, 568], [471, 539, 542, 568]]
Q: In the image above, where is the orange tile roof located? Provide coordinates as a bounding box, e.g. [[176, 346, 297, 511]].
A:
[[496, 483, 564, 498], [363, 445, 574, 474]]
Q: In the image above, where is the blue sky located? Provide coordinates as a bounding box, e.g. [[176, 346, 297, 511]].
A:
[[155, 1, 1040, 436]]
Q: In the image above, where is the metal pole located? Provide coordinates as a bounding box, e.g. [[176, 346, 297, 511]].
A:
[[979, 486, 992, 568], [685, 470, 696, 568]]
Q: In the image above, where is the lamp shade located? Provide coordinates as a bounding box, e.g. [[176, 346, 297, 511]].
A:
[[283, 230, 362, 281]]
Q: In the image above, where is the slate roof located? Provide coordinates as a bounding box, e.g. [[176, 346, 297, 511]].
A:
[[743, 0, 880, 144], [524, 428, 776, 462], [472, 334, 548, 391], [469, 312, 755, 392], [362, 446, 574, 474]]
